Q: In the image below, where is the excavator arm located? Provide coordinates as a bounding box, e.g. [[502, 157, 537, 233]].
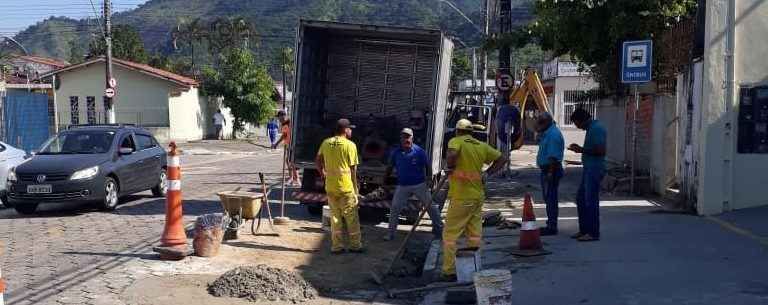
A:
[[509, 68, 550, 150]]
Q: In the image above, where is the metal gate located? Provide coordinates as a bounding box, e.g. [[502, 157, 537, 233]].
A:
[[561, 89, 599, 126], [3, 91, 51, 152]]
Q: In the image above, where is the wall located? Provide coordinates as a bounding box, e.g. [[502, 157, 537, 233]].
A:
[[697, 0, 768, 214], [168, 87, 205, 141], [55, 63, 170, 127], [596, 99, 627, 164], [651, 95, 679, 194]]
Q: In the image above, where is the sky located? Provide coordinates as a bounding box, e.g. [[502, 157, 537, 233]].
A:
[[0, 0, 146, 37]]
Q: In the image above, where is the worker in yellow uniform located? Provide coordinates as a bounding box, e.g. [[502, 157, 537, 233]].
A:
[[316, 118, 365, 254], [441, 119, 508, 281]]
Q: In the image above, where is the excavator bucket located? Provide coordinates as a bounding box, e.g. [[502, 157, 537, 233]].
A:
[[509, 69, 550, 150]]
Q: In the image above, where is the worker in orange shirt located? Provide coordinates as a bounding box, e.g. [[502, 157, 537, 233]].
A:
[[273, 110, 300, 186], [441, 119, 507, 281]]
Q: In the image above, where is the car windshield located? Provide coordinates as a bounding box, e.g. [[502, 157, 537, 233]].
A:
[[38, 131, 116, 155]]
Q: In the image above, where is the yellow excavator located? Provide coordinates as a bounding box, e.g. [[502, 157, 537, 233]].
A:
[[508, 68, 551, 150]]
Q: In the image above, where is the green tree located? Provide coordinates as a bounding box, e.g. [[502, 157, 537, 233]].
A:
[[529, 0, 697, 91], [67, 38, 87, 64], [88, 24, 149, 63], [510, 43, 546, 76], [201, 48, 276, 137], [451, 51, 472, 85]]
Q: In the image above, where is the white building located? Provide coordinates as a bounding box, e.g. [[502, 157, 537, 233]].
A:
[[540, 58, 599, 127], [684, 0, 768, 214], [41, 57, 226, 142]]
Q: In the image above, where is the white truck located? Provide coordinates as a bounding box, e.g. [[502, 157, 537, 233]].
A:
[[290, 20, 454, 218]]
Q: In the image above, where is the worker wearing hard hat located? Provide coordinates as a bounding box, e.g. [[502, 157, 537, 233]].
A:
[[441, 119, 508, 281], [316, 118, 364, 254]]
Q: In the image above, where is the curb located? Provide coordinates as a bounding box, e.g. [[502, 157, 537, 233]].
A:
[[180, 150, 280, 156]]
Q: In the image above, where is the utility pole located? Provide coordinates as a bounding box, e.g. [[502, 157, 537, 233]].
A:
[[104, 0, 116, 124], [498, 0, 512, 105], [472, 48, 478, 91], [480, 0, 489, 102], [281, 49, 287, 110]]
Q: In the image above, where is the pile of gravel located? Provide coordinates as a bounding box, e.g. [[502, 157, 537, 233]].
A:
[[208, 265, 318, 303]]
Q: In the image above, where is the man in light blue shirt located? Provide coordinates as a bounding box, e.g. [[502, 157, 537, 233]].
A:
[[568, 108, 607, 242], [535, 112, 564, 236]]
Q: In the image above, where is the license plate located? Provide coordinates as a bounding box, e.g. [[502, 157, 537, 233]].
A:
[[27, 184, 52, 194]]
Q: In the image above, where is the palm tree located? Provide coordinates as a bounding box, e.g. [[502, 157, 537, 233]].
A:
[[209, 17, 258, 53], [172, 18, 206, 76]]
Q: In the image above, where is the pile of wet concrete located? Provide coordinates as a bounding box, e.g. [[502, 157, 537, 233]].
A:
[[208, 265, 318, 303]]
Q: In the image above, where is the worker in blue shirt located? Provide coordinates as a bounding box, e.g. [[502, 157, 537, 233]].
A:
[[535, 112, 564, 236], [267, 113, 280, 148], [384, 128, 443, 241], [567, 108, 607, 242]]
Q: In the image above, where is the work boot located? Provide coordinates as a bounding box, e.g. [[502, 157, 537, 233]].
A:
[[330, 249, 344, 255], [540, 227, 558, 236], [349, 247, 367, 254]]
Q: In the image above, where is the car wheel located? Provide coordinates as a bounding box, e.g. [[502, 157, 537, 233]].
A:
[[100, 177, 120, 211], [0, 193, 11, 208], [151, 169, 167, 197], [14, 203, 38, 215]]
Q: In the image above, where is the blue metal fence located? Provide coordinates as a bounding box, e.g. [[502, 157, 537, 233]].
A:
[[3, 91, 51, 152]]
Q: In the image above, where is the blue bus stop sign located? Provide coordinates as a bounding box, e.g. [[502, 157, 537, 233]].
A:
[[621, 40, 653, 83]]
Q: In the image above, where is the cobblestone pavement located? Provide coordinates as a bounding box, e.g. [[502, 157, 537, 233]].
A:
[[0, 148, 287, 305]]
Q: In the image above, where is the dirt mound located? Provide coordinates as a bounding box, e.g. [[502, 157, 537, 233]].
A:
[[208, 265, 318, 303]]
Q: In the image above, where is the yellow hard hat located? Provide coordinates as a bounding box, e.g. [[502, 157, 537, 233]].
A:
[[456, 119, 474, 131]]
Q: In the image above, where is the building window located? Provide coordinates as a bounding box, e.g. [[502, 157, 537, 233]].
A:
[[69, 96, 79, 125], [86, 96, 96, 124]]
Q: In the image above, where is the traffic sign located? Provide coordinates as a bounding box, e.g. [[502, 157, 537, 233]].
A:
[[105, 88, 116, 98], [621, 40, 653, 83], [109, 78, 117, 88], [496, 73, 513, 91]]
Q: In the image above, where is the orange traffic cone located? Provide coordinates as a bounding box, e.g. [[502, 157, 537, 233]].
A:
[[155, 142, 188, 260], [0, 265, 5, 305], [518, 193, 543, 251]]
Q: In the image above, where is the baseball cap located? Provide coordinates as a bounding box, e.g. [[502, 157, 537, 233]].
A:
[[336, 118, 356, 130], [455, 119, 474, 131], [401, 128, 414, 136]]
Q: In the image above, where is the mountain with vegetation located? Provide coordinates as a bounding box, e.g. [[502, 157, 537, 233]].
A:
[[14, 0, 533, 66]]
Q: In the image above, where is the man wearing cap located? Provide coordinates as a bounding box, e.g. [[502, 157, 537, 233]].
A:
[[316, 119, 364, 254], [441, 119, 508, 281], [535, 112, 565, 236], [383, 128, 443, 241]]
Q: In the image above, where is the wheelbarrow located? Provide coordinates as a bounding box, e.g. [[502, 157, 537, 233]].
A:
[[217, 190, 263, 238], [217, 173, 277, 237]]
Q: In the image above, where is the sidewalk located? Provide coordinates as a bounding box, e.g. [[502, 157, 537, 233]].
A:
[[423, 146, 768, 305], [169, 138, 279, 156]]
